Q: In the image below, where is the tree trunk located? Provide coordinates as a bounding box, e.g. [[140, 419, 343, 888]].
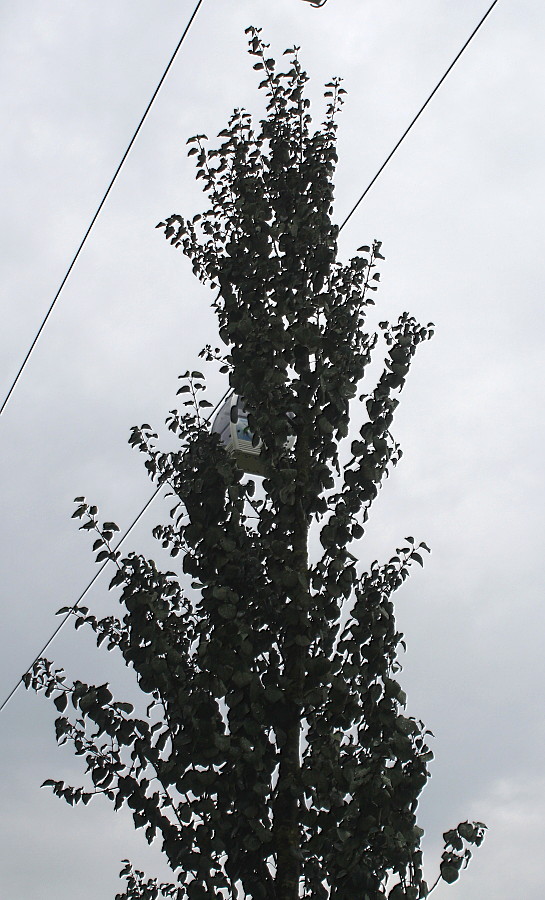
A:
[[274, 427, 310, 899]]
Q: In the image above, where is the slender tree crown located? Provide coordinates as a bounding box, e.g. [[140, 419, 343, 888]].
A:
[[27, 29, 484, 900]]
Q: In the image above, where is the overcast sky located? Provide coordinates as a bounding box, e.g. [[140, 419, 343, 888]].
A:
[[1, 1, 544, 898]]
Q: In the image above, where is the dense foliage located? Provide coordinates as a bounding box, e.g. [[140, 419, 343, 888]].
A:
[[27, 29, 484, 900]]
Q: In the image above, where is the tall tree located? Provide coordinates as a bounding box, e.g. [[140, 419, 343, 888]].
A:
[[27, 29, 484, 900]]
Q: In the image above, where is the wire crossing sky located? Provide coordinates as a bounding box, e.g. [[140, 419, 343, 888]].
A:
[[0, 0, 205, 420], [0, 387, 232, 715], [339, 0, 501, 230], [1, 0, 499, 421], [0, 486, 162, 715], [0, 0, 502, 716]]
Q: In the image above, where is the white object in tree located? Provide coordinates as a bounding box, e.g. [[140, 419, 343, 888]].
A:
[[211, 394, 266, 476], [211, 394, 295, 477]]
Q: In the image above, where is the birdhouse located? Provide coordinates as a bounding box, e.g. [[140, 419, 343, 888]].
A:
[[211, 394, 295, 476], [211, 394, 266, 476]]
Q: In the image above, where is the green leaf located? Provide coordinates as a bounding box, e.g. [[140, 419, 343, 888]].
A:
[[294, 635, 311, 647], [218, 603, 237, 620], [54, 693, 68, 712], [440, 863, 460, 884]]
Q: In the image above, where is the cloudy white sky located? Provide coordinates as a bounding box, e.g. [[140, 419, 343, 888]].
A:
[[1, 1, 544, 897]]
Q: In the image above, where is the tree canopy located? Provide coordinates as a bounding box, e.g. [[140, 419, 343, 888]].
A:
[[26, 28, 484, 900]]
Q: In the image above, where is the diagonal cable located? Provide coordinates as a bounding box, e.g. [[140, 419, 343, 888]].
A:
[[339, 0, 500, 231], [0, 386, 230, 714], [0, 0, 205, 419], [0, 486, 161, 714]]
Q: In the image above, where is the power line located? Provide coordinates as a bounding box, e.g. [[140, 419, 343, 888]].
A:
[[0, 486, 161, 715], [0, 0, 498, 418], [0, 0, 497, 421], [0, 0, 205, 419], [339, 0, 501, 231], [0, 387, 230, 715], [0, 1, 501, 714]]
